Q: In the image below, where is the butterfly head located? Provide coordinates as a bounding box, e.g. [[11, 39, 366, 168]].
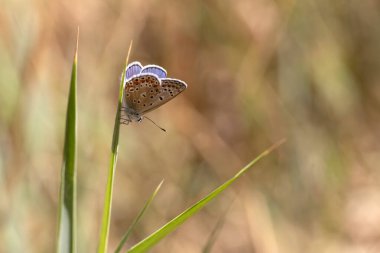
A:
[[122, 106, 143, 122]]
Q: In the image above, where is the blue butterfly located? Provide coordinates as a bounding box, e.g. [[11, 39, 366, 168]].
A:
[[121, 61, 187, 128]]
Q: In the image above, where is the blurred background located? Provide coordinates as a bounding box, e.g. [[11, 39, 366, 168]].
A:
[[1, 0, 380, 252]]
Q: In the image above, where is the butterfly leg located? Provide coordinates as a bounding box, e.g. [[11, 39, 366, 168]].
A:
[[120, 118, 131, 125], [119, 106, 129, 125], [120, 112, 132, 125]]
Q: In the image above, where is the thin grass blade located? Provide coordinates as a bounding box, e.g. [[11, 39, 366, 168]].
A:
[[56, 29, 79, 253], [97, 41, 133, 253], [202, 217, 225, 253], [127, 139, 286, 253], [201, 200, 234, 253], [114, 180, 164, 253]]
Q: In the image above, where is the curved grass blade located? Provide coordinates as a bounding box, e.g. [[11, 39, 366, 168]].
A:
[[97, 41, 133, 253], [56, 29, 79, 253], [127, 139, 286, 253], [114, 180, 164, 253]]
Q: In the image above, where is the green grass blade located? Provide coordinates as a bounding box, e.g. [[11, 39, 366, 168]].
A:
[[97, 41, 133, 253], [56, 29, 79, 253], [114, 180, 164, 253], [127, 139, 286, 253]]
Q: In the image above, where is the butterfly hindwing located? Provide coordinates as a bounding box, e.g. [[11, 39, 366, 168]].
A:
[[124, 74, 162, 112], [138, 78, 187, 114]]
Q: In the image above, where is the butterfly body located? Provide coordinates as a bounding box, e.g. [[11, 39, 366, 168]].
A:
[[121, 62, 187, 124]]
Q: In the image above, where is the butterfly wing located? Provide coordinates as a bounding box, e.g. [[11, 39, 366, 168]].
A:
[[125, 61, 143, 82], [138, 78, 187, 114], [141, 64, 167, 78], [124, 74, 162, 113]]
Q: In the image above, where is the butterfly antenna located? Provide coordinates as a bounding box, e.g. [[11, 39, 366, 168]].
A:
[[143, 116, 166, 132]]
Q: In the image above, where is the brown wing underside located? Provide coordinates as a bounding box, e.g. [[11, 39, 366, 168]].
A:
[[124, 74, 161, 112], [124, 75, 187, 115]]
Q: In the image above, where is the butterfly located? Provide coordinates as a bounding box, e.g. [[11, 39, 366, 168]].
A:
[[121, 61, 187, 129]]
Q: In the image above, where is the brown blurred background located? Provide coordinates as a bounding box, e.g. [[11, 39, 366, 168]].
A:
[[1, 0, 380, 252]]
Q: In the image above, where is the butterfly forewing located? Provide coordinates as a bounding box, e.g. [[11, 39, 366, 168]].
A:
[[125, 61, 143, 81], [141, 65, 167, 78]]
